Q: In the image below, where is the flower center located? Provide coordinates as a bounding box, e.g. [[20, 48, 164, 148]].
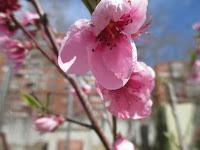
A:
[[97, 14, 133, 49]]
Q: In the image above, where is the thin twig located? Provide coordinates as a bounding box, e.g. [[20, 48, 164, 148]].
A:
[[29, 0, 59, 56], [11, 15, 110, 150], [166, 82, 187, 150], [112, 116, 117, 142], [66, 118, 93, 129]]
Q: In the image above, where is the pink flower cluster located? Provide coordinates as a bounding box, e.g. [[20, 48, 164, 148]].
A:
[[0, 0, 39, 71], [58, 0, 155, 119], [0, 0, 20, 14], [35, 115, 65, 133], [0, 36, 31, 71], [21, 11, 40, 26], [0, 13, 15, 36]]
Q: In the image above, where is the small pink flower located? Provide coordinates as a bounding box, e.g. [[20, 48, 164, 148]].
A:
[[112, 136, 135, 150], [97, 62, 155, 119], [0, 0, 20, 13], [58, 0, 148, 90], [0, 36, 28, 70], [21, 11, 40, 26], [82, 83, 92, 94], [193, 23, 200, 31], [70, 82, 92, 95], [35, 115, 65, 133]]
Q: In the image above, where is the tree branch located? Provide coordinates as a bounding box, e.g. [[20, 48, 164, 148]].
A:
[[11, 14, 110, 150], [65, 117, 93, 129], [29, 0, 59, 56], [112, 116, 117, 142]]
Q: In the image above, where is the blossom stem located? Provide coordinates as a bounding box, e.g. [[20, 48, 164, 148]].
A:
[[65, 118, 93, 129], [28, 0, 59, 57], [11, 14, 110, 150], [112, 116, 117, 141]]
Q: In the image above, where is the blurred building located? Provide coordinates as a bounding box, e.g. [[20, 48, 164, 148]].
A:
[[2, 48, 200, 150], [154, 61, 200, 150]]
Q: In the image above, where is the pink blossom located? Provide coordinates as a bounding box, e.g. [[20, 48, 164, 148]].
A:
[[21, 11, 40, 26], [112, 136, 135, 150], [193, 23, 200, 31], [0, 14, 15, 36], [82, 84, 92, 94], [58, 0, 148, 90], [0, 0, 20, 13], [0, 36, 28, 70], [35, 115, 65, 133], [97, 62, 155, 119], [187, 60, 200, 84]]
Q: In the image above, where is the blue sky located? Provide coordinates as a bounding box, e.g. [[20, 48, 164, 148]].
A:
[[40, 0, 200, 66]]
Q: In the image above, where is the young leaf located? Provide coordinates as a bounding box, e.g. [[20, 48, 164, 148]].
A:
[[21, 92, 43, 109], [82, 0, 93, 14]]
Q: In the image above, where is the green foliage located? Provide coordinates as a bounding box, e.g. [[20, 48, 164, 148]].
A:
[[21, 92, 43, 109]]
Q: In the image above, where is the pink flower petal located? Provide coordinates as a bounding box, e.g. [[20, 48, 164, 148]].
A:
[[91, 0, 134, 35], [97, 62, 155, 119], [58, 19, 95, 75], [0, 24, 13, 36], [89, 35, 136, 90], [21, 11, 39, 26], [123, 0, 148, 35], [35, 115, 64, 133], [89, 48, 127, 90], [0, 36, 26, 70], [130, 61, 155, 91], [0, 0, 20, 13], [0, 14, 15, 36], [102, 35, 137, 81], [91, 0, 148, 36]]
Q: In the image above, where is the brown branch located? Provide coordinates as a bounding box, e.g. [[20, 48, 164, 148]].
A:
[[112, 116, 117, 142], [65, 118, 93, 129], [11, 15, 110, 150], [29, 0, 59, 56]]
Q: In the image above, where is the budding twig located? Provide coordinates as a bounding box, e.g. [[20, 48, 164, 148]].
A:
[[29, 0, 59, 56], [65, 117, 93, 129]]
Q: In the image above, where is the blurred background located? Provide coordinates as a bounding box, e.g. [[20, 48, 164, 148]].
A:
[[0, 0, 200, 150]]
